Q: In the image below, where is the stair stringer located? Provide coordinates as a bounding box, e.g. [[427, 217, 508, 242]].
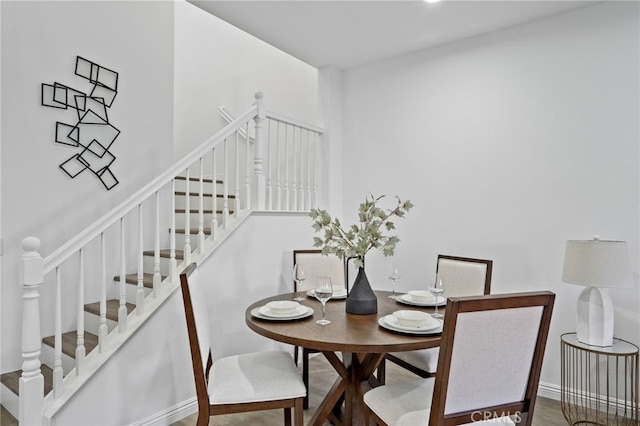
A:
[[42, 210, 252, 424]]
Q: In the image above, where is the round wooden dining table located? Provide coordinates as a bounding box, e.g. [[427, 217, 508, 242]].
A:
[[245, 290, 443, 426]]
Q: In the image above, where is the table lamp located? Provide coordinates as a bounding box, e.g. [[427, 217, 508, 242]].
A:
[[562, 237, 633, 347]]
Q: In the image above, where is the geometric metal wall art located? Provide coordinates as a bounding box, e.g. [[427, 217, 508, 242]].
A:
[[41, 56, 120, 190]]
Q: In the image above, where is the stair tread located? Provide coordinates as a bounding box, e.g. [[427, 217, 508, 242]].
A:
[[114, 272, 164, 287], [84, 299, 135, 320], [141, 249, 184, 260], [42, 331, 99, 359], [174, 191, 236, 198], [175, 228, 213, 235], [175, 176, 223, 184], [1, 365, 53, 396], [175, 209, 231, 214]]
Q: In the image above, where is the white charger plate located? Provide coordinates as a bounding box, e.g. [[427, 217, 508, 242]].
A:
[[252, 305, 314, 321], [396, 293, 446, 307], [378, 315, 443, 335], [307, 289, 348, 300]]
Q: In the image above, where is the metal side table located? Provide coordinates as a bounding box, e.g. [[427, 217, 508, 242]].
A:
[[561, 332, 639, 425]]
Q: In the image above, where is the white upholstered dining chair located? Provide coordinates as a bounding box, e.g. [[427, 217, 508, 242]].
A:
[[293, 249, 347, 408], [180, 263, 306, 426], [385, 255, 493, 379], [364, 291, 555, 426]]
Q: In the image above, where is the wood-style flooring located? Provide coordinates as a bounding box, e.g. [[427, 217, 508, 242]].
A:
[[1, 354, 566, 425], [171, 353, 567, 426]]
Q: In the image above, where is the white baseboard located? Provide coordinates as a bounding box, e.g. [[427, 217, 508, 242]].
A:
[[538, 380, 562, 401], [130, 397, 198, 426]]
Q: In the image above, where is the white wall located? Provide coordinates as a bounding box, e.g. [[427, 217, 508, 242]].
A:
[[1, 0, 175, 371], [340, 1, 639, 394], [173, 1, 320, 161]]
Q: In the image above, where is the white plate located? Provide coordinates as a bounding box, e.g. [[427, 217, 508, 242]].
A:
[[378, 315, 443, 335], [253, 305, 313, 320], [396, 293, 446, 307], [386, 313, 441, 332], [307, 289, 348, 300]]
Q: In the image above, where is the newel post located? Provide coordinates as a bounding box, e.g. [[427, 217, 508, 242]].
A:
[[252, 91, 266, 210], [19, 237, 44, 426]]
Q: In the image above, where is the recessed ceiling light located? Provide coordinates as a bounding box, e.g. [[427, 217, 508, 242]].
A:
[[424, 0, 442, 3]]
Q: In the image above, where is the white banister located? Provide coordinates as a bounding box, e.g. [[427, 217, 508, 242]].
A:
[[19, 237, 44, 426], [15, 93, 324, 424]]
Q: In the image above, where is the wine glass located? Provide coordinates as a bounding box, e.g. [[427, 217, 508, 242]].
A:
[[293, 263, 306, 301], [315, 276, 333, 325], [388, 262, 401, 299], [428, 276, 445, 319]]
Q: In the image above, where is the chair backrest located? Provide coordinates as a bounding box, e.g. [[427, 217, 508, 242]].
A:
[[293, 249, 346, 292], [436, 254, 493, 298], [180, 263, 213, 407], [430, 291, 555, 426]]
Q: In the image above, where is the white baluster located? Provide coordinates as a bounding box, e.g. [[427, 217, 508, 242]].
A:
[[223, 138, 229, 228], [170, 179, 178, 282], [236, 129, 241, 216], [266, 118, 272, 210], [313, 132, 319, 209], [210, 147, 218, 240], [136, 204, 145, 314], [284, 123, 290, 210], [306, 129, 312, 211], [183, 167, 192, 265], [252, 91, 266, 209], [53, 267, 63, 396], [299, 127, 305, 210], [19, 237, 44, 426], [98, 234, 108, 351], [119, 218, 127, 332], [292, 126, 298, 211], [153, 190, 161, 295], [76, 249, 86, 375], [197, 158, 205, 254], [276, 121, 282, 210], [244, 123, 250, 210]]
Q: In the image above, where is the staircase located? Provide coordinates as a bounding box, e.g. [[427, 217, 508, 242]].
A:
[[0, 92, 324, 425]]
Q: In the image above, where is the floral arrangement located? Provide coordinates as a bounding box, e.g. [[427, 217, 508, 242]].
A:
[[310, 194, 413, 268]]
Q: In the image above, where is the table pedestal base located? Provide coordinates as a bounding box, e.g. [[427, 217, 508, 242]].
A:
[[308, 351, 385, 426]]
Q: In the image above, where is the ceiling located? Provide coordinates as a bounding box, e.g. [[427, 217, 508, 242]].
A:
[[188, 0, 600, 70]]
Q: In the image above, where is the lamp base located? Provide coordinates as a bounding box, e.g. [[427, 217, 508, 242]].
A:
[[576, 286, 614, 347]]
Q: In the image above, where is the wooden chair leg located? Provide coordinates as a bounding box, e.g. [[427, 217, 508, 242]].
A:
[[284, 407, 292, 426], [294, 397, 304, 426], [376, 358, 386, 385], [302, 348, 310, 409]]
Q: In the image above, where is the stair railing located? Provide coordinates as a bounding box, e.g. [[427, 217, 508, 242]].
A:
[[17, 92, 323, 425]]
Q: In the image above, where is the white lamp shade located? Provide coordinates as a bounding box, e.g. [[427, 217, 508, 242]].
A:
[[562, 239, 633, 288]]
